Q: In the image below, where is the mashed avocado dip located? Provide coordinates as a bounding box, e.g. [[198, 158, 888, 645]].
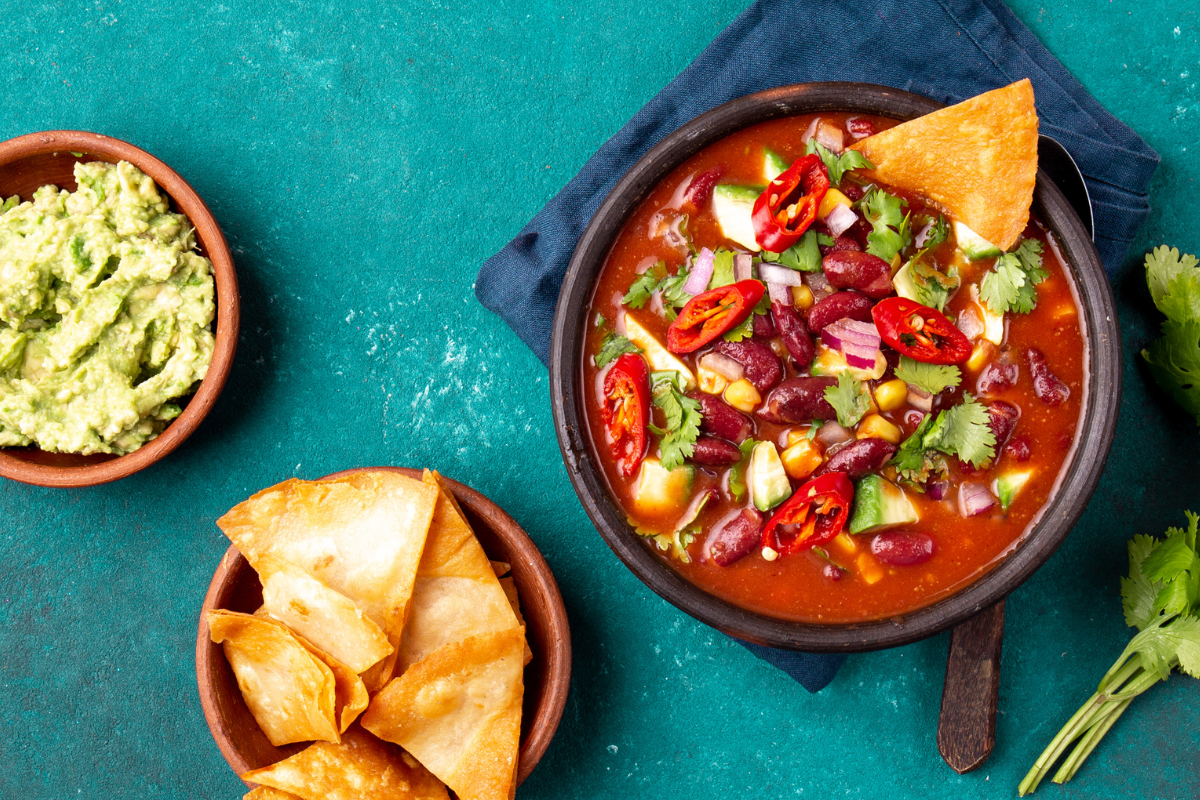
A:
[[0, 160, 215, 455]]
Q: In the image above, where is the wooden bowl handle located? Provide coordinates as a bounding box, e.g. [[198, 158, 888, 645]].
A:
[[937, 599, 1005, 774]]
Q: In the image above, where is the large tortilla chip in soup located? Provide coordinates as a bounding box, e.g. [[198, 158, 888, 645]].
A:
[[241, 725, 448, 800], [849, 79, 1038, 251], [394, 471, 521, 674], [361, 628, 525, 800]]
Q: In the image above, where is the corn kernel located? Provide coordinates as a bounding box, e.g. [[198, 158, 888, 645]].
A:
[[856, 413, 902, 444], [831, 532, 858, 557], [967, 340, 995, 372], [874, 378, 908, 412], [781, 439, 824, 480], [817, 188, 852, 220], [857, 553, 885, 585], [786, 428, 810, 448], [697, 366, 728, 395], [792, 284, 814, 311], [724, 378, 761, 412]]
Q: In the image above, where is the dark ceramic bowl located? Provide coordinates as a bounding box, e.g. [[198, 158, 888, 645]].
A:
[[550, 83, 1120, 652], [0, 131, 238, 488], [196, 467, 571, 787]]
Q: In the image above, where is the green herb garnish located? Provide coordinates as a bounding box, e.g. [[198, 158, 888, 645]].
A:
[[980, 238, 1047, 315], [824, 372, 872, 428], [805, 138, 874, 186], [894, 356, 961, 396], [860, 187, 912, 263], [1141, 246, 1200, 426], [648, 371, 702, 471], [594, 332, 641, 369]]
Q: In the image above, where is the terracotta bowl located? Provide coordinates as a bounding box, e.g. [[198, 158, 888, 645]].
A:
[[0, 130, 239, 487], [549, 83, 1121, 652], [196, 467, 572, 787]]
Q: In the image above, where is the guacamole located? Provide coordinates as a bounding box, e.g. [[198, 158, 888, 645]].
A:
[[0, 160, 216, 455]]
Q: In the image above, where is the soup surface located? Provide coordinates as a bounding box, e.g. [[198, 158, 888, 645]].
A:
[[582, 113, 1085, 623]]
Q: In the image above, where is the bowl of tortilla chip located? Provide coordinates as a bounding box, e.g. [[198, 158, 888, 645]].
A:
[[196, 467, 571, 799]]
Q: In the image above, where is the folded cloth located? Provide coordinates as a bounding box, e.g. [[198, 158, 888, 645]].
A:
[[476, 0, 1158, 692]]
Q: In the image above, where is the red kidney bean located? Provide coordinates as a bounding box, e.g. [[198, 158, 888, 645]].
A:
[[847, 117, 878, 139], [1025, 348, 1070, 406], [713, 338, 783, 392], [753, 311, 777, 338], [977, 360, 1019, 395], [822, 563, 843, 581], [822, 251, 893, 298], [871, 532, 935, 566], [813, 437, 897, 478], [682, 167, 723, 210], [689, 392, 753, 443], [705, 509, 764, 567], [987, 401, 1020, 448], [770, 300, 815, 368], [841, 182, 866, 201], [690, 436, 742, 467], [844, 218, 874, 250], [758, 377, 839, 424], [806, 290, 874, 334], [1005, 435, 1032, 461]]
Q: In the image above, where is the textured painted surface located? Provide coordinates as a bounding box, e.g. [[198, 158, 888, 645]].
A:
[[0, 1, 1198, 798]]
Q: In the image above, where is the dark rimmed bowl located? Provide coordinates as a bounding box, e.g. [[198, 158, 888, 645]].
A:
[[196, 467, 572, 786], [0, 130, 239, 488], [550, 82, 1119, 652]]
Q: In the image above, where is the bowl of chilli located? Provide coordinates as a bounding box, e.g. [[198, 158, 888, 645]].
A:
[[549, 82, 1120, 652], [0, 130, 238, 488], [196, 467, 572, 787]]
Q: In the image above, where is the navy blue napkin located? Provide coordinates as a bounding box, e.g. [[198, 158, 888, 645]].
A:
[[476, 0, 1158, 692]]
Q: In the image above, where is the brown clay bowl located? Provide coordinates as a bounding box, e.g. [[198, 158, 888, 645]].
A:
[[196, 467, 572, 787], [0, 130, 239, 488]]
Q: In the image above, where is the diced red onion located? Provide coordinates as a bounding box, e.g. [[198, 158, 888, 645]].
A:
[[801, 117, 820, 145], [824, 203, 859, 238], [903, 409, 927, 428], [907, 385, 933, 412], [957, 306, 984, 341], [698, 352, 745, 382], [926, 480, 949, 501], [683, 247, 715, 295], [816, 421, 854, 447], [821, 318, 881, 369], [958, 482, 997, 517], [804, 270, 833, 298], [846, 117, 872, 140], [816, 122, 845, 154], [734, 253, 754, 282], [767, 281, 791, 305], [758, 262, 805, 287]]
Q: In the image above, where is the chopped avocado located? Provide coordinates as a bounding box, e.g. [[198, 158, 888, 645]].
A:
[[712, 184, 764, 252], [749, 440, 792, 512], [848, 474, 918, 534], [632, 458, 696, 517], [992, 469, 1035, 511], [969, 284, 1005, 345], [623, 314, 696, 390], [810, 344, 887, 381], [953, 220, 1002, 260], [892, 262, 921, 305], [763, 149, 790, 183]]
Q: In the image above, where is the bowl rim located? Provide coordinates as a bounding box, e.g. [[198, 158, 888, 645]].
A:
[[195, 466, 572, 786], [549, 82, 1121, 652], [0, 130, 239, 488]]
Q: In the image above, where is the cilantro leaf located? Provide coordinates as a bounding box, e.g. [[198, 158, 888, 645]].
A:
[[709, 248, 735, 289], [723, 294, 769, 343], [860, 187, 911, 262], [623, 262, 666, 308], [650, 371, 701, 471], [595, 332, 641, 369], [1145, 244, 1200, 320], [1122, 534, 1163, 630], [919, 214, 948, 250], [824, 372, 871, 428], [762, 229, 821, 272], [1142, 247, 1200, 426], [1142, 527, 1196, 583], [805, 138, 873, 185], [894, 356, 961, 395], [891, 413, 937, 477], [899, 253, 960, 312], [930, 394, 996, 467], [979, 238, 1047, 316]]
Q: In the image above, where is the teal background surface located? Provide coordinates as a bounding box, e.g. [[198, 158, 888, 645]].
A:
[[1, 2, 1197, 797]]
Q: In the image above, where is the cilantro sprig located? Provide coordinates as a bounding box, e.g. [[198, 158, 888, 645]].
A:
[[594, 332, 641, 369], [1141, 246, 1200, 427], [824, 372, 872, 428], [894, 356, 961, 396], [805, 139, 873, 186], [891, 394, 996, 479], [623, 259, 694, 314], [759, 229, 821, 272], [648, 370, 701, 471], [979, 238, 1048, 315], [860, 187, 912, 263], [1020, 512, 1200, 794]]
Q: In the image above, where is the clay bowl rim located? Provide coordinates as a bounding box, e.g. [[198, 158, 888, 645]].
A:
[[195, 466, 572, 787], [0, 130, 239, 488], [549, 82, 1121, 653]]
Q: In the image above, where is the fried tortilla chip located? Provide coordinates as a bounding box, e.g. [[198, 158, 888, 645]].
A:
[[218, 471, 438, 651], [849, 79, 1038, 251], [301, 638, 370, 733], [242, 725, 448, 800], [361, 628, 526, 800], [489, 561, 511, 578], [394, 472, 521, 674], [208, 610, 341, 746], [497, 576, 533, 666], [244, 788, 302, 800], [260, 558, 394, 674]]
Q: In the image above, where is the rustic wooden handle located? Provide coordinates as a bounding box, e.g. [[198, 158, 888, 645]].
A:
[[937, 599, 1006, 774]]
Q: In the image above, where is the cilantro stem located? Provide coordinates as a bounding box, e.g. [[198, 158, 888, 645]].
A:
[[1050, 696, 1134, 785]]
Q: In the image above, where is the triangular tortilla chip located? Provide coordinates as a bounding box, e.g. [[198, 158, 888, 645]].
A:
[[849, 79, 1038, 251], [497, 576, 533, 666], [242, 725, 448, 800], [217, 471, 438, 653], [259, 558, 394, 674], [208, 610, 341, 746], [361, 628, 525, 800], [394, 472, 520, 675], [299, 637, 370, 733], [245, 788, 302, 800]]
